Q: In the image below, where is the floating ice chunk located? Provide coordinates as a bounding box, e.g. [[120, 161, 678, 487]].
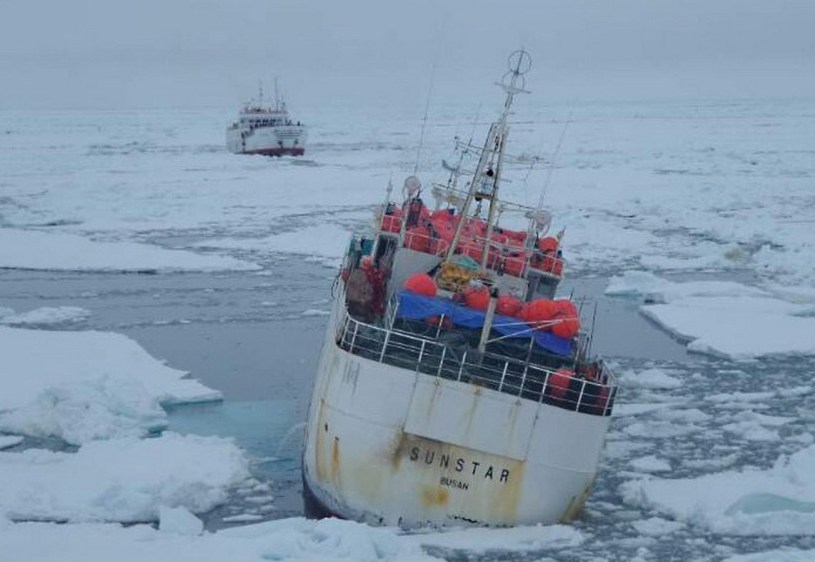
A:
[[641, 296, 815, 359], [621, 368, 682, 389], [724, 548, 815, 562], [158, 506, 204, 536], [202, 224, 352, 262], [630, 517, 683, 536], [721, 410, 793, 442], [0, 376, 167, 445], [0, 229, 258, 272], [0, 433, 249, 523], [657, 408, 712, 424], [0, 306, 90, 326], [640, 250, 735, 272], [605, 271, 669, 298], [0, 327, 219, 407], [0, 435, 23, 450], [707, 391, 775, 404], [0, 327, 220, 443], [614, 403, 676, 417], [222, 513, 264, 523], [603, 440, 653, 460], [407, 523, 583, 554], [624, 421, 700, 439], [605, 271, 767, 303], [607, 273, 815, 358], [302, 309, 330, 317], [631, 455, 671, 473], [621, 444, 815, 535], [0, 516, 441, 561], [725, 493, 815, 516]]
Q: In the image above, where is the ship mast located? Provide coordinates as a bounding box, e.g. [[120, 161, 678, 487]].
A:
[[444, 50, 532, 270]]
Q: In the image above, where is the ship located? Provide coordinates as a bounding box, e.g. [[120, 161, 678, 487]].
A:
[[226, 80, 307, 157], [301, 51, 618, 528]]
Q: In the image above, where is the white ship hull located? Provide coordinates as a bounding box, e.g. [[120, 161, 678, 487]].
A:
[[302, 299, 613, 528], [226, 124, 307, 156]]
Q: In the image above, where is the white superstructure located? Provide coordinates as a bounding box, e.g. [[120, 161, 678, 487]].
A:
[[302, 51, 618, 528], [226, 82, 306, 157]]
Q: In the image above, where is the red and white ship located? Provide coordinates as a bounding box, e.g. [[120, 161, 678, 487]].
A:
[[226, 81, 307, 157]]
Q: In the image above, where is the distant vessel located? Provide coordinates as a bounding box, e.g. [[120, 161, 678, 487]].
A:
[[301, 51, 618, 528], [226, 81, 307, 157]]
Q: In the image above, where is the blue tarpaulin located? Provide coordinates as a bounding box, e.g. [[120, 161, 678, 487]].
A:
[[396, 291, 574, 357]]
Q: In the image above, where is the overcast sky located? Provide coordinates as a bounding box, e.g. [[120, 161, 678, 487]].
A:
[[1, 0, 813, 109]]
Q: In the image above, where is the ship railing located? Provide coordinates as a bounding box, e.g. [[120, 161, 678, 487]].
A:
[[335, 305, 617, 416], [377, 214, 564, 280], [401, 230, 450, 257]]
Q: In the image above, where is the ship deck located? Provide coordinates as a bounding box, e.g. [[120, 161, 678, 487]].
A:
[[334, 301, 617, 417]]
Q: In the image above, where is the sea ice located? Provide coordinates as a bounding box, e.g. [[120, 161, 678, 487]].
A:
[[405, 523, 583, 554], [605, 271, 768, 303], [0, 516, 441, 561], [301, 309, 330, 317], [0, 306, 90, 326], [620, 368, 682, 390], [630, 517, 683, 537], [0, 435, 23, 450], [0, 326, 220, 444], [201, 224, 352, 264], [621, 444, 815, 535], [724, 548, 815, 562], [158, 505, 204, 536], [0, 229, 258, 272], [630, 455, 671, 473], [0, 433, 249, 523], [606, 272, 815, 358]]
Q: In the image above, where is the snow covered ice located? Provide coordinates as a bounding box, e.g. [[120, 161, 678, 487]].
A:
[[1, 97, 815, 560], [607, 270, 815, 359]]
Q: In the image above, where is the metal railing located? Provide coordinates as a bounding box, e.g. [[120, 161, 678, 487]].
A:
[[334, 303, 616, 417], [377, 218, 564, 280]]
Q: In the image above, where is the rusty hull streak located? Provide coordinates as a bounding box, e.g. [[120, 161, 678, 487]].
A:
[[559, 478, 595, 523], [331, 436, 342, 491], [425, 378, 442, 418], [314, 399, 329, 483], [487, 459, 525, 524], [421, 486, 450, 508], [389, 429, 409, 470]]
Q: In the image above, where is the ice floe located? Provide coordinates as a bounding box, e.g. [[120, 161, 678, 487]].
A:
[[0, 433, 249, 523], [620, 368, 682, 390], [407, 523, 583, 554], [630, 517, 683, 537], [0, 436, 23, 450], [0, 306, 90, 326], [621, 444, 815, 536], [201, 224, 352, 267], [0, 229, 258, 272], [607, 271, 815, 358], [630, 455, 672, 473], [158, 506, 204, 536], [0, 326, 220, 444], [0, 516, 440, 562], [724, 548, 815, 562]]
